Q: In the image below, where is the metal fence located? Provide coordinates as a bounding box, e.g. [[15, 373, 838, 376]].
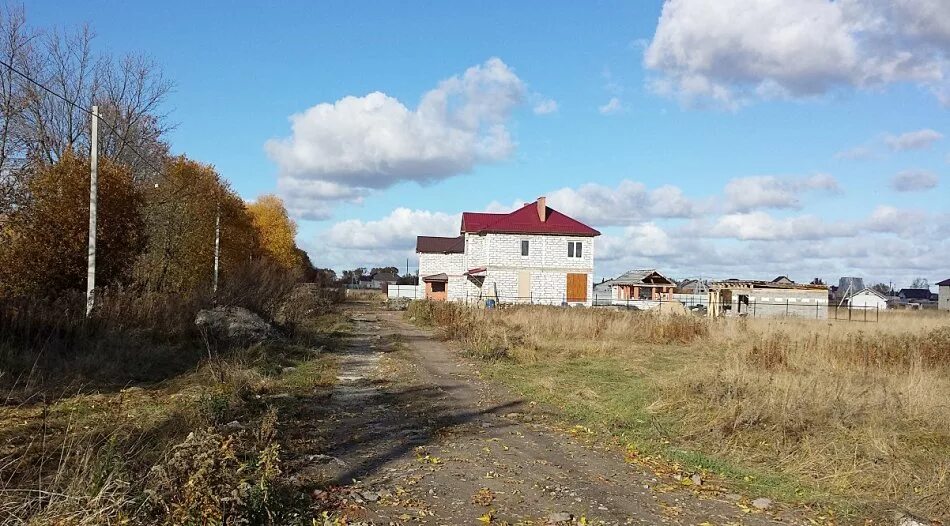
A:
[[387, 291, 882, 322]]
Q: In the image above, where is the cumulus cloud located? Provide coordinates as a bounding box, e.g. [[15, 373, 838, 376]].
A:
[[644, 0, 950, 107], [326, 208, 461, 251], [890, 169, 940, 192], [724, 173, 841, 212], [546, 180, 703, 227], [885, 129, 944, 151], [598, 97, 624, 115], [532, 98, 559, 115], [865, 205, 929, 234], [266, 58, 526, 218], [706, 211, 856, 240]]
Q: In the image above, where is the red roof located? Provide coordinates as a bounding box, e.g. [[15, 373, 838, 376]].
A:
[[461, 200, 600, 237]]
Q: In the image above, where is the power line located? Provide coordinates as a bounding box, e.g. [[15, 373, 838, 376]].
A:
[[0, 56, 171, 187]]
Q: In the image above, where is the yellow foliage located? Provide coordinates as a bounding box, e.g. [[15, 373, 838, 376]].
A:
[[246, 194, 300, 271]]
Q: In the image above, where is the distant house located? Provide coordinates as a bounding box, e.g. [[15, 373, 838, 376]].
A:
[[677, 279, 709, 295], [601, 269, 676, 306], [416, 197, 600, 305], [771, 275, 794, 285], [370, 271, 398, 290], [847, 288, 888, 310], [709, 279, 829, 318], [938, 279, 950, 311], [898, 288, 933, 304]]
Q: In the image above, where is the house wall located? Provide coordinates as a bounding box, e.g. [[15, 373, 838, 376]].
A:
[[850, 291, 887, 310], [719, 287, 829, 319], [940, 285, 950, 311], [419, 252, 466, 303], [464, 233, 593, 305]]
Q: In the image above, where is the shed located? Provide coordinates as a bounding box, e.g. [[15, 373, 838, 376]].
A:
[[938, 279, 950, 311], [848, 288, 888, 310]]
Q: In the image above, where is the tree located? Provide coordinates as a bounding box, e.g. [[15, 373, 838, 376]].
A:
[[246, 194, 300, 271], [910, 277, 930, 289], [810, 278, 825, 285], [0, 150, 142, 295], [871, 283, 893, 295], [370, 266, 399, 276], [133, 156, 255, 293]]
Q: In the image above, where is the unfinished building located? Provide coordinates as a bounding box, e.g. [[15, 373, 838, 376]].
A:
[[708, 279, 829, 319]]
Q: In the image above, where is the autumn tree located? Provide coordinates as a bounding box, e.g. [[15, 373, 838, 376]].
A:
[[134, 156, 255, 293], [0, 150, 142, 295], [246, 194, 300, 271]]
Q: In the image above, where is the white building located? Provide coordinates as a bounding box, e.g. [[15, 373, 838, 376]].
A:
[[415, 197, 600, 306], [709, 279, 829, 319], [848, 288, 888, 310], [939, 279, 950, 311]]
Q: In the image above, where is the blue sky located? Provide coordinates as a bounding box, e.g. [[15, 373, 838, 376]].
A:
[[24, 1, 950, 287]]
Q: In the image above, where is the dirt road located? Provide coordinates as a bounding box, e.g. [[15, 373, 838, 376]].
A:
[[285, 302, 805, 525]]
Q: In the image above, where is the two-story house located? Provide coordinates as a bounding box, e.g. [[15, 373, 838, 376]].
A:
[[415, 197, 600, 306]]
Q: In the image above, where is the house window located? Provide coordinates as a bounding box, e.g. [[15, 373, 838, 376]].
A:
[[568, 241, 582, 258], [521, 240, 529, 256]]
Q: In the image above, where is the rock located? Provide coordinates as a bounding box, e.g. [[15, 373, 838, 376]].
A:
[[504, 412, 522, 419], [690, 473, 703, 486], [307, 454, 347, 467], [223, 420, 244, 431], [894, 511, 935, 526], [360, 490, 380, 502], [195, 306, 274, 343], [548, 511, 573, 523], [751, 497, 773, 510]]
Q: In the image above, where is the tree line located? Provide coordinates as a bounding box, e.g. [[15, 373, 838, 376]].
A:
[[0, 6, 309, 306]]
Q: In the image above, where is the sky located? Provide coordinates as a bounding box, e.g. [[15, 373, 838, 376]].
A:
[[23, 0, 950, 288]]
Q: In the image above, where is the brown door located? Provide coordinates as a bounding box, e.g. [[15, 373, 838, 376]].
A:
[[566, 273, 587, 302]]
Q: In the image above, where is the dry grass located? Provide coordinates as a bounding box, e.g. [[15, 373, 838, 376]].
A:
[[408, 301, 950, 521], [0, 293, 346, 525]]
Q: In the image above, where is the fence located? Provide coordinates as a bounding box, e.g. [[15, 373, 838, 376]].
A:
[[387, 285, 424, 300], [385, 291, 883, 322]]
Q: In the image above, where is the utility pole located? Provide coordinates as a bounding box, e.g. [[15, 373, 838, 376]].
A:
[[213, 201, 221, 296], [85, 106, 98, 316]]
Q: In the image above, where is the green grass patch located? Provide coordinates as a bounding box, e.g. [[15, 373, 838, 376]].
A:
[[484, 356, 846, 514]]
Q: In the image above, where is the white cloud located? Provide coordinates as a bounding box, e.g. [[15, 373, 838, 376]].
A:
[[546, 180, 703, 227], [326, 208, 461, 251], [724, 173, 841, 212], [706, 211, 856, 241], [884, 129, 944, 151], [532, 98, 559, 115], [890, 169, 940, 192], [865, 205, 929, 234], [598, 97, 624, 115], [644, 0, 950, 107], [266, 58, 526, 218]]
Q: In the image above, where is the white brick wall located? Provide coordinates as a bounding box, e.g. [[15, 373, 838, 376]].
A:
[[420, 232, 596, 306], [419, 252, 464, 278]]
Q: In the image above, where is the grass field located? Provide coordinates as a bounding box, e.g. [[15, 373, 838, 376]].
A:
[[407, 301, 950, 522], [0, 310, 348, 525]]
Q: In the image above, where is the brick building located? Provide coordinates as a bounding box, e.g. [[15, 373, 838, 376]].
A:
[[415, 197, 600, 306]]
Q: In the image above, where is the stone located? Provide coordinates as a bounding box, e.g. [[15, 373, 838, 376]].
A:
[[223, 420, 244, 431], [548, 511, 573, 523], [690, 473, 703, 486], [751, 497, 773, 510], [360, 490, 380, 502], [894, 512, 933, 526], [195, 306, 274, 343]]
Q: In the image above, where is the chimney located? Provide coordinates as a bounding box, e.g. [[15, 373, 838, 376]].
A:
[[536, 196, 547, 222]]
